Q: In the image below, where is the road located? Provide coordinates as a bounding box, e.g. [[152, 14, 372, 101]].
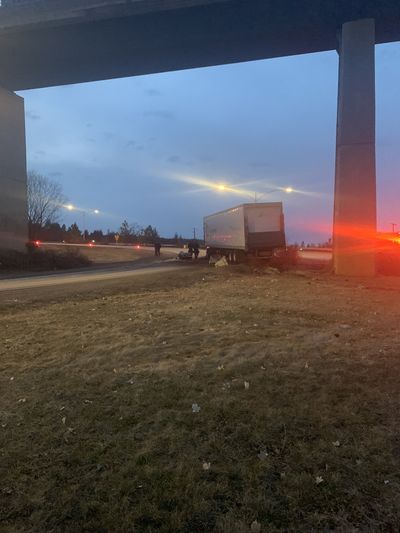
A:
[[0, 262, 182, 293], [297, 248, 332, 265]]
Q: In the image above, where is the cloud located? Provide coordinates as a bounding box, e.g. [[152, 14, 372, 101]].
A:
[[167, 155, 181, 164], [86, 122, 92, 128], [144, 109, 174, 120], [145, 88, 161, 96], [49, 171, 63, 177], [136, 145, 145, 151], [104, 131, 114, 141], [26, 110, 40, 120], [125, 140, 136, 148]]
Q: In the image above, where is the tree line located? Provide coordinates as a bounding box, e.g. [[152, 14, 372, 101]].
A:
[[28, 171, 185, 245]]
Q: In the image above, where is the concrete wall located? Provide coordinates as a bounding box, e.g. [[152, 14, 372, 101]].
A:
[[0, 87, 27, 251]]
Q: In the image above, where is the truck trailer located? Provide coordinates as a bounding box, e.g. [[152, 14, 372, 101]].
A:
[[204, 202, 286, 262]]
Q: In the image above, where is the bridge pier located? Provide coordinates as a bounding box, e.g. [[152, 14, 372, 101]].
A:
[[333, 18, 377, 276], [0, 87, 27, 251]]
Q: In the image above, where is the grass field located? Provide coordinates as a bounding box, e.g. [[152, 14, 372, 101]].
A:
[[41, 243, 168, 264], [2, 266, 400, 531]]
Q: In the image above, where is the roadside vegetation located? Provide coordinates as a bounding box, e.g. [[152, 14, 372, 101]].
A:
[[0, 246, 91, 272], [1, 267, 400, 531]]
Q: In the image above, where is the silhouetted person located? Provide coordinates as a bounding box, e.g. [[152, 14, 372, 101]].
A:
[[193, 241, 200, 259], [188, 241, 194, 258], [154, 242, 161, 256]]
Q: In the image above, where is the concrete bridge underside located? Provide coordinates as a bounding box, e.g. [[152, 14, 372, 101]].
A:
[[0, 0, 399, 274]]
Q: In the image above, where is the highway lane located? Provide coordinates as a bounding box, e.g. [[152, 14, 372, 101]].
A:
[[0, 262, 182, 292], [297, 248, 332, 263]]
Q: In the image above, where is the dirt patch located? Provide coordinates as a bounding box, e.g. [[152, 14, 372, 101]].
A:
[[1, 268, 400, 531]]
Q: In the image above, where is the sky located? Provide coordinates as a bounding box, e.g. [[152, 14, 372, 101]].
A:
[[19, 42, 400, 243]]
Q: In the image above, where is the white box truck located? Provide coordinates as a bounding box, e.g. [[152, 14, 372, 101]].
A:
[[204, 202, 285, 262]]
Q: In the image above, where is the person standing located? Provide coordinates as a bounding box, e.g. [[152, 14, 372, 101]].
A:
[[193, 241, 200, 259], [154, 242, 161, 256]]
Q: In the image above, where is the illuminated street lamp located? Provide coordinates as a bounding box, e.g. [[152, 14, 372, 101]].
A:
[[64, 204, 100, 239], [254, 187, 293, 202]]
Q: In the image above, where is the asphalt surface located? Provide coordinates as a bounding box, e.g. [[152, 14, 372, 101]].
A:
[[0, 261, 182, 293]]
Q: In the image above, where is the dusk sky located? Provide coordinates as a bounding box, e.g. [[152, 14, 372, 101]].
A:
[[19, 42, 400, 243]]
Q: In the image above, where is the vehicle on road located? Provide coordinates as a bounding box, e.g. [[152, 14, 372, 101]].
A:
[[204, 202, 286, 263]]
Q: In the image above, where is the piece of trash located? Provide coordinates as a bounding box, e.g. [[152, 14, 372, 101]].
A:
[[339, 324, 351, 329], [250, 520, 261, 532], [244, 381, 250, 390], [192, 403, 201, 413], [162, 341, 167, 345], [384, 480, 390, 485], [202, 462, 211, 471], [356, 459, 362, 466], [217, 365, 224, 370], [113, 368, 117, 374], [62, 417, 66, 425], [257, 450, 269, 461], [83, 399, 93, 404], [214, 256, 229, 268], [304, 362, 309, 369], [17, 398, 26, 403], [9, 377, 14, 381], [260, 366, 266, 370], [315, 476, 324, 485], [332, 440, 340, 447], [127, 378, 134, 385], [60, 406, 65, 411]]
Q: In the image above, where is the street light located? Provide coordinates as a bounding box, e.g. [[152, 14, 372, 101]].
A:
[[63, 204, 100, 240], [253, 187, 293, 202]]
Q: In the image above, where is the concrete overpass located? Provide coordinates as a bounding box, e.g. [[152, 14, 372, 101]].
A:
[[1, 0, 399, 274]]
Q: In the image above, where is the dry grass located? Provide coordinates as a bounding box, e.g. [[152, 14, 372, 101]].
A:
[[1, 267, 400, 531], [41, 244, 177, 264]]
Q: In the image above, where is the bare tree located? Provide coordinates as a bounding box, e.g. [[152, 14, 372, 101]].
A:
[[27, 171, 66, 226], [27, 171, 67, 238]]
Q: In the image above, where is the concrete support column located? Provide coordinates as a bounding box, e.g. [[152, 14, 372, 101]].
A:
[[333, 18, 376, 276], [0, 87, 28, 251]]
